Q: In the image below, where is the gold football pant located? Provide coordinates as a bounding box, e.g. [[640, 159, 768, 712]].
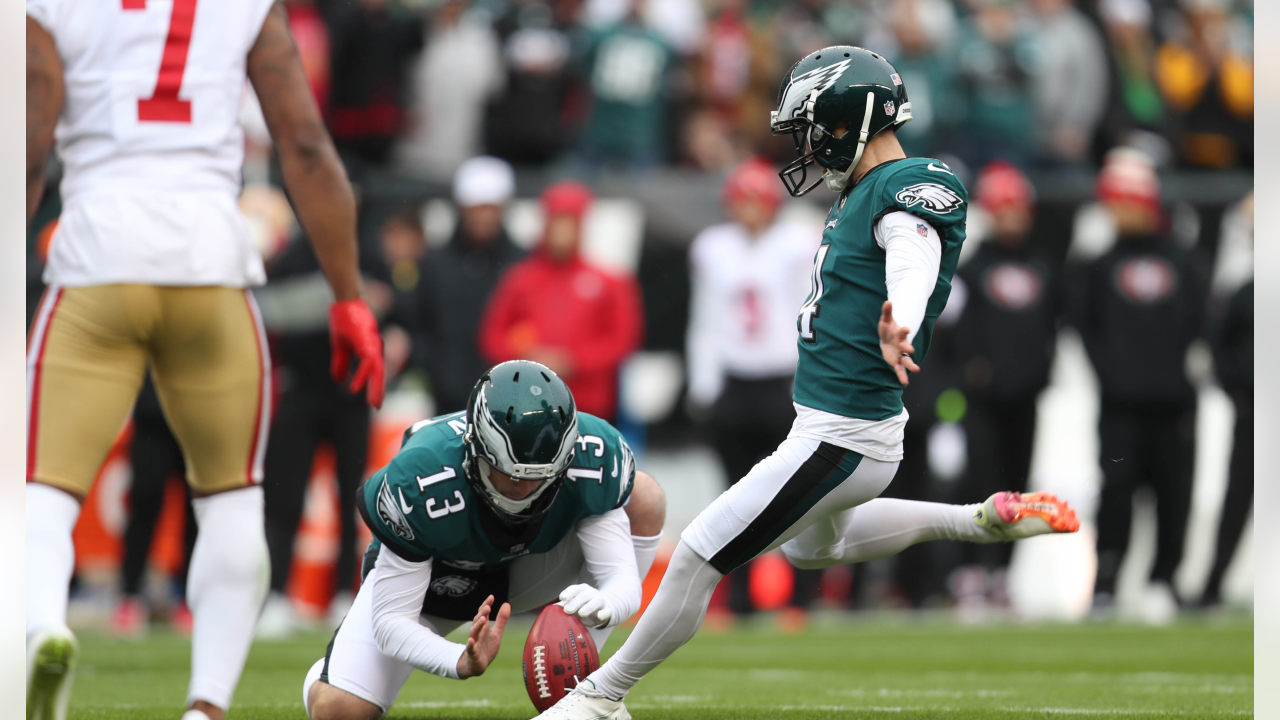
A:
[[27, 285, 271, 498]]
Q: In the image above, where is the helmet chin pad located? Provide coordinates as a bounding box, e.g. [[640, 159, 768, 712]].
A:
[[476, 457, 556, 515]]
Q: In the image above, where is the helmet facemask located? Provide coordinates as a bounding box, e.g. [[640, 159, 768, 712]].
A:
[[773, 91, 878, 196]]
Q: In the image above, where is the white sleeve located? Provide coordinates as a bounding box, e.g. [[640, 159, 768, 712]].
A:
[[368, 547, 466, 680], [685, 238, 723, 407], [27, 0, 57, 30], [874, 211, 943, 344], [575, 508, 641, 627]]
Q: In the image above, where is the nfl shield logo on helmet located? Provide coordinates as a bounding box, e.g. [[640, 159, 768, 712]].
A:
[[916, 224, 929, 237], [884, 100, 895, 115]]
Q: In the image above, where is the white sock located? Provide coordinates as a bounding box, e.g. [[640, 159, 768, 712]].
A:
[[302, 658, 324, 718], [186, 486, 269, 709], [26, 483, 81, 636], [781, 498, 985, 570], [589, 542, 721, 699], [631, 534, 661, 582]]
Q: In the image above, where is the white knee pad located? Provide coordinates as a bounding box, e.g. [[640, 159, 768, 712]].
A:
[[303, 658, 325, 718]]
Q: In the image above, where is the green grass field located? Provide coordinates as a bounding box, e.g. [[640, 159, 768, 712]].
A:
[[67, 614, 1253, 719]]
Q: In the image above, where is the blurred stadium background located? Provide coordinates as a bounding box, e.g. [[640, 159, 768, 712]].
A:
[[25, 0, 1253, 641]]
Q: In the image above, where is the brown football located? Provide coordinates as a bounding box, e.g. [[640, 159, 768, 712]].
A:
[[522, 604, 601, 713]]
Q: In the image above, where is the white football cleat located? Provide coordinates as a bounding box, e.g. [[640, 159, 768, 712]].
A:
[[533, 678, 631, 720], [27, 625, 78, 720], [974, 491, 1080, 541], [1137, 581, 1179, 626], [256, 591, 299, 640]]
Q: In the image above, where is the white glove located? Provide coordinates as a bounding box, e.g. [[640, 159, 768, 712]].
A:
[[558, 584, 612, 628]]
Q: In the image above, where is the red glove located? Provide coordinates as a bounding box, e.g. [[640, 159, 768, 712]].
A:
[[329, 299, 385, 409]]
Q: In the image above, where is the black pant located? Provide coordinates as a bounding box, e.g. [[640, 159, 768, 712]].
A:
[[709, 375, 819, 612], [263, 384, 371, 596], [1202, 391, 1252, 603], [121, 411, 196, 598], [1094, 400, 1196, 596], [961, 397, 1038, 569]]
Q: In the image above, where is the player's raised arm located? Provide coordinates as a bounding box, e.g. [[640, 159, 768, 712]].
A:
[[26, 16, 63, 223], [247, 3, 384, 407]]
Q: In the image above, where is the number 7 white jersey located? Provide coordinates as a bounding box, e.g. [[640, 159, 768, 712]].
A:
[[28, 0, 275, 288]]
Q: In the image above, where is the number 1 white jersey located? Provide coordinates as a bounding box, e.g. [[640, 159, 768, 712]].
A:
[[28, 0, 276, 288]]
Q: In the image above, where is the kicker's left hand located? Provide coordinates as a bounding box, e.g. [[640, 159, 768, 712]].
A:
[[878, 300, 920, 386], [559, 584, 612, 628]]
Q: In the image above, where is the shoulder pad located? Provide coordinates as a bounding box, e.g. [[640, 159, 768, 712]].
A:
[[567, 414, 637, 514], [401, 411, 470, 449], [880, 158, 968, 227]]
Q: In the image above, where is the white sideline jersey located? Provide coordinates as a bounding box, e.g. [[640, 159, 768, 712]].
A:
[[28, 0, 275, 288], [685, 221, 819, 406]]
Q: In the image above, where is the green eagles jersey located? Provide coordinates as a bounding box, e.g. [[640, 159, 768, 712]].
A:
[[358, 411, 636, 569], [793, 157, 968, 421]]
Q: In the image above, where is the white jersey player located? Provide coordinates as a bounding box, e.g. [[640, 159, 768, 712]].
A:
[[26, 2, 385, 719]]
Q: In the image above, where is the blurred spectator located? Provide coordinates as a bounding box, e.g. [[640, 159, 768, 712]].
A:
[[480, 182, 643, 420], [1097, 0, 1168, 159], [583, 0, 706, 56], [1154, 0, 1253, 167], [256, 235, 379, 637], [772, 0, 836, 63], [685, 159, 818, 622], [398, 0, 504, 180], [1026, 0, 1109, 164], [1068, 148, 1208, 623], [112, 379, 196, 637], [579, 1, 675, 169], [952, 162, 1061, 578], [367, 209, 428, 387], [869, 0, 962, 158], [402, 157, 525, 413], [483, 0, 577, 166], [327, 0, 425, 170], [953, 0, 1038, 166], [1199, 191, 1252, 607], [287, 0, 332, 111]]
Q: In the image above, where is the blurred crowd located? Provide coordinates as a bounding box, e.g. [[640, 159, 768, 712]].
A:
[[27, 0, 1254, 636], [272, 0, 1251, 180]]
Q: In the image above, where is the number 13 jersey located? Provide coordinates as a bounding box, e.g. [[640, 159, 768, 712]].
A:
[[359, 411, 636, 569], [28, 0, 275, 288]]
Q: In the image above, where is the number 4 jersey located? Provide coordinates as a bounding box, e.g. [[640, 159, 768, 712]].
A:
[[792, 157, 967, 446], [359, 411, 636, 569], [27, 0, 274, 288]]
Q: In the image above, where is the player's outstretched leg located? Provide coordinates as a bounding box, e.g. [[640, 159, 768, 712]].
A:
[[780, 492, 1079, 569], [184, 487, 270, 720]]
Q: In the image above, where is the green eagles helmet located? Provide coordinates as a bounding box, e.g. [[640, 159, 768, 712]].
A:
[[463, 360, 579, 525], [771, 46, 912, 196]]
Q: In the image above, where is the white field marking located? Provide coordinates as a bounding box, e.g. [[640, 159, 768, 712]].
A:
[[1002, 710, 1252, 717], [645, 695, 709, 703], [1127, 684, 1251, 694], [399, 699, 506, 709], [830, 688, 1017, 698], [746, 669, 811, 681], [772, 707, 1251, 717]]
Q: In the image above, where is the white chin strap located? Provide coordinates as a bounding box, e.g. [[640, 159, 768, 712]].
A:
[[824, 91, 876, 193], [478, 457, 554, 514]]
